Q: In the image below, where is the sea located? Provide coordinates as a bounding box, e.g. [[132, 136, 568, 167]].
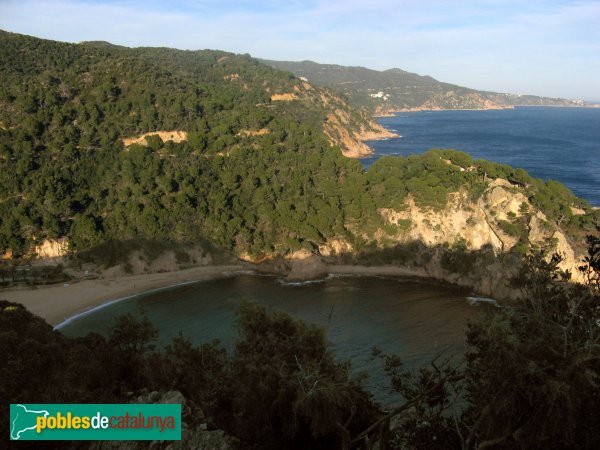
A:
[[364, 107, 600, 206], [59, 274, 488, 403]]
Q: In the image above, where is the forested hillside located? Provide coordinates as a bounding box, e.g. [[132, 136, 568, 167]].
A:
[[0, 30, 383, 257], [0, 31, 598, 287]]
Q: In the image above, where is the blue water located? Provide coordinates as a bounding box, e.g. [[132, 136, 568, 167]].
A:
[[59, 274, 482, 403], [364, 107, 600, 206]]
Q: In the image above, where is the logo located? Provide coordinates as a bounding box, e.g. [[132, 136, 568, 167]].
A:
[[9, 404, 181, 441]]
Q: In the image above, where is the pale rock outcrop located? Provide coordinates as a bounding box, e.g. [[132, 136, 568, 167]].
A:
[[123, 130, 187, 147], [528, 211, 550, 244], [311, 86, 399, 158], [379, 194, 503, 252], [488, 178, 513, 189], [552, 230, 583, 282], [128, 250, 148, 274], [271, 93, 298, 101], [33, 238, 69, 259], [239, 169, 587, 295], [285, 248, 313, 260], [102, 249, 200, 277], [526, 211, 584, 282], [323, 111, 373, 158], [267, 80, 398, 158], [102, 264, 125, 278], [409, 91, 508, 111], [318, 239, 354, 257], [238, 251, 278, 264], [483, 183, 527, 221], [356, 122, 399, 142], [237, 128, 269, 137], [187, 246, 212, 266]]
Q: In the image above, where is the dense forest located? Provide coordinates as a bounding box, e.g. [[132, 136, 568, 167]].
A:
[[0, 30, 597, 264], [0, 31, 358, 257], [0, 30, 365, 256]]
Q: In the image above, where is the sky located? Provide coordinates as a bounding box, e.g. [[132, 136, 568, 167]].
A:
[[1, 0, 599, 101]]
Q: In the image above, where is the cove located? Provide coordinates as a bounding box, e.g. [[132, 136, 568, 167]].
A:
[[59, 274, 484, 402]]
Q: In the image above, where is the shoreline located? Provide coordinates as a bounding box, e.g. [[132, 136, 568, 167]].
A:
[[3, 263, 435, 328], [2, 265, 245, 327], [373, 104, 598, 117]]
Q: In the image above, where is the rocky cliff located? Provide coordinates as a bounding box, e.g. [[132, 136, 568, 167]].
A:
[[265, 174, 591, 299], [275, 79, 399, 157], [33, 238, 69, 259]]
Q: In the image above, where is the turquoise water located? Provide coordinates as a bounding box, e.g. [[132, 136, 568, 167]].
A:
[[59, 274, 483, 402], [364, 107, 600, 206]]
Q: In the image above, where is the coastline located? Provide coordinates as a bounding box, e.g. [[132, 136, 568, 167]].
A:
[[373, 104, 597, 117], [3, 263, 435, 328], [2, 264, 244, 327]]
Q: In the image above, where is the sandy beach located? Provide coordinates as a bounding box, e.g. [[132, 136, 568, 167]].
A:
[[2, 265, 244, 327], [1, 263, 431, 328]]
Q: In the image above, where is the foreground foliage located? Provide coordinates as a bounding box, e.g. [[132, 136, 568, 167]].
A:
[[2, 238, 599, 449], [460, 249, 600, 449]]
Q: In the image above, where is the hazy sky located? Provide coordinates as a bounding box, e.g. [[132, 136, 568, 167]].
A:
[[1, 0, 599, 100]]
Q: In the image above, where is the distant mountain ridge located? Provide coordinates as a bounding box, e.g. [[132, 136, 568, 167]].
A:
[[261, 59, 588, 115]]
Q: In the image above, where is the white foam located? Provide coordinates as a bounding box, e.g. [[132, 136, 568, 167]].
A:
[[52, 279, 208, 330], [466, 296, 499, 307], [277, 278, 327, 287]]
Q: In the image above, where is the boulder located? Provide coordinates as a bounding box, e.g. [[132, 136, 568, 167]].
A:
[[286, 255, 328, 282]]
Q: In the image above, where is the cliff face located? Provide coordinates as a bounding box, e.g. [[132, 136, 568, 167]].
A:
[[354, 177, 587, 293], [322, 107, 398, 157], [33, 238, 69, 259], [377, 180, 522, 251], [278, 80, 399, 157]]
